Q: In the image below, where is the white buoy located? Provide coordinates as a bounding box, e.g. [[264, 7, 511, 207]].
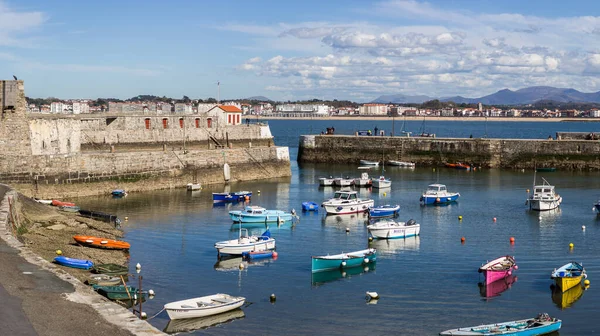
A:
[[136, 263, 141, 270], [341, 261, 347, 267], [148, 289, 155, 296], [582, 225, 586, 230], [363, 258, 369, 264], [141, 312, 147, 319], [345, 227, 350, 233], [239, 263, 245, 269], [270, 293, 276, 302], [366, 291, 379, 299]]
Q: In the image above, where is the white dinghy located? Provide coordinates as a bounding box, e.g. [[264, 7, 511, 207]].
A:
[[164, 293, 246, 320]]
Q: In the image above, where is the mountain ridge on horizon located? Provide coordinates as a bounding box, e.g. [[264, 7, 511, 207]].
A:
[[371, 86, 600, 105]]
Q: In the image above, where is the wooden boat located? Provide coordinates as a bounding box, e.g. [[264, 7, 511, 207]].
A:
[[318, 176, 335, 186], [212, 191, 252, 203], [215, 228, 275, 256], [229, 206, 295, 223], [478, 256, 517, 285], [92, 263, 129, 276], [111, 189, 127, 197], [388, 160, 415, 168], [73, 235, 131, 250], [359, 160, 379, 166], [51, 200, 76, 207], [368, 204, 400, 218], [367, 219, 420, 239], [164, 293, 246, 320], [536, 167, 556, 172], [311, 248, 376, 273], [353, 172, 372, 187], [527, 176, 561, 211], [551, 262, 585, 292], [186, 183, 202, 191], [321, 188, 374, 215], [439, 313, 561, 335], [478, 275, 517, 299], [86, 274, 123, 286], [420, 184, 460, 205], [302, 201, 319, 211], [552, 281, 585, 310], [163, 309, 245, 333], [53, 256, 93, 270], [96, 285, 146, 300]]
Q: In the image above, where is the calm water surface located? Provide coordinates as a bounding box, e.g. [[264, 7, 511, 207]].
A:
[[74, 120, 600, 335]]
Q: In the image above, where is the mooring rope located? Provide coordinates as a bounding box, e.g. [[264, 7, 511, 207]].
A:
[[146, 307, 165, 320]]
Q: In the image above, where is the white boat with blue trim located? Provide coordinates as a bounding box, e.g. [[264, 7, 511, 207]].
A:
[[321, 188, 374, 215], [420, 184, 460, 205], [214, 228, 275, 256], [439, 313, 561, 336], [229, 206, 295, 223], [367, 219, 420, 239]]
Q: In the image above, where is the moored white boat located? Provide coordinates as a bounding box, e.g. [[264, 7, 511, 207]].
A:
[[334, 177, 354, 187], [387, 160, 415, 168], [527, 177, 561, 211], [321, 188, 374, 215], [164, 293, 246, 320], [420, 184, 460, 205], [439, 313, 561, 336], [359, 160, 379, 166], [214, 228, 275, 255], [187, 183, 201, 191], [367, 219, 420, 239], [353, 172, 372, 187], [319, 176, 335, 186], [372, 176, 391, 188]]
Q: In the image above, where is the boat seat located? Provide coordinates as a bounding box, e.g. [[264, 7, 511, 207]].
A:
[[212, 298, 232, 304], [196, 302, 215, 307], [181, 304, 196, 308]]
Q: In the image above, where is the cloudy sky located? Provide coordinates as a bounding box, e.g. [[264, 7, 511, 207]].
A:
[[2, 0, 600, 101]]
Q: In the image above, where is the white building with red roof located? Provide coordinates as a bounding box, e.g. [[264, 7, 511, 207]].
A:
[[206, 105, 243, 127]]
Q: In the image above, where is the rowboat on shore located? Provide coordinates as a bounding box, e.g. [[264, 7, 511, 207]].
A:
[[53, 256, 94, 270], [96, 285, 146, 300], [73, 235, 131, 250], [92, 263, 129, 276]]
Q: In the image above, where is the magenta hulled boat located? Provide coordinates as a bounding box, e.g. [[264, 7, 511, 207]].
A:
[[478, 255, 517, 285]]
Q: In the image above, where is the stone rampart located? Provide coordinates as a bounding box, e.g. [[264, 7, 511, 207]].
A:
[[298, 135, 600, 170]]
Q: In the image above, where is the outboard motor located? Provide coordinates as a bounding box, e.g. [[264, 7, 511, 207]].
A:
[[406, 219, 416, 226]]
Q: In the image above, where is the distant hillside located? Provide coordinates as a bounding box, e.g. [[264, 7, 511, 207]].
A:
[[373, 86, 600, 105], [244, 96, 272, 102]]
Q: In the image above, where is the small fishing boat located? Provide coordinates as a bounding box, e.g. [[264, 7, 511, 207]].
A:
[[536, 167, 556, 172], [478, 256, 517, 285], [163, 309, 245, 333], [302, 201, 319, 211], [319, 176, 335, 186], [420, 184, 460, 205], [527, 176, 561, 211], [77, 209, 120, 225], [321, 188, 374, 215], [215, 228, 275, 256], [333, 176, 354, 187], [242, 250, 274, 260], [86, 274, 123, 286], [92, 263, 129, 276], [311, 248, 377, 273], [96, 285, 146, 300], [551, 262, 586, 292], [353, 172, 372, 187], [164, 293, 246, 320], [53, 256, 93, 270], [439, 313, 561, 336], [368, 204, 400, 218], [372, 175, 391, 188], [212, 191, 252, 203], [388, 160, 415, 168], [73, 235, 131, 250], [229, 206, 295, 223], [111, 189, 127, 197], [359, 160, 379, 166], [51, 200, 76, 207], [187, 183, 202, 191], [367, 219, 420, 239], [59, 205, 81, 212], [478, 275, 517, 299]]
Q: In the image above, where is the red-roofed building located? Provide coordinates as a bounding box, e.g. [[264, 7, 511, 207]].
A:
[[206, 105, 243, 127]]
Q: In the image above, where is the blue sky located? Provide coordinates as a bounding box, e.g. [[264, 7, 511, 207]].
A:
[[2, 0, 600, 101]]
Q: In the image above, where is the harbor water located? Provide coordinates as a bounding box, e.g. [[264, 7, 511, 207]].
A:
[[73, 120, 600, 335]]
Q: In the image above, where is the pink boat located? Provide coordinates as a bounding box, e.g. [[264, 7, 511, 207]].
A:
[[478, 255, 517, 284]]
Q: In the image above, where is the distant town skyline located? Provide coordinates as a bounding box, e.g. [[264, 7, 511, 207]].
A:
[[3, 0, 600, 101]]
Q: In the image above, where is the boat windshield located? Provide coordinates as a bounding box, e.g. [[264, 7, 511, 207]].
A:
[[349, 194, 357, 200]]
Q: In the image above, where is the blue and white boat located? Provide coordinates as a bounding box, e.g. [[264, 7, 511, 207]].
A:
[[54, 256, 94, 270], [213, 191, 252, 203], [111, 189, 127, 197], [229, 206, 295, 223], [367, 219, 420, 239], [215, 228, 275, 256], [439, 313, 561, 335], [420, 184, 460, 205], [311, 248, 376, 273], [369, 204, 400, 218], [302, 201, 319, 212]]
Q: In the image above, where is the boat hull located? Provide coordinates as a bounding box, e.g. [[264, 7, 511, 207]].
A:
[[165, 295, 245, 320], [353, 179, 372, 187], [322, 200, 374, 215], [333, 178, 354, 186], [215, 238, 276, 255], [372, 179, 391, 188], [302, 202, 319, 211], [54, 256, 93, 270], [229, 212, 294, 223], [529, 197, 562, 211], [212, 192, 252, 203], [482, 269, 514, 284], [421, 193, 460, 205], [311, 249, 377, 273], [319, 178, 334, 186], [359, 160, 379, 166], [554, 275, 583, 292], [368, 224, 420, 239], [73, 235, 131, 250], [439, 319, 561, 336], [369, 205, 400, 218]]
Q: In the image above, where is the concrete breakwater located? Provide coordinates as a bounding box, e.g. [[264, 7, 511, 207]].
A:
[[298, 134, 600, 170]]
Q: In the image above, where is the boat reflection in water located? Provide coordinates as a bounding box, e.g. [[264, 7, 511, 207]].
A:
[[229, 221, 295, 235], [369, 236, 420, 254], [163, 309, 245, 334], [552, 284, 585, 310], [311, 263, 376, 287], [478, 275, 518, 299], [214, 255, 276, 272], [322, 213, 369, 228]]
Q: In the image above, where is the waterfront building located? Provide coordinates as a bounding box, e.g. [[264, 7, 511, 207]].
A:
[[359, 103, 388, 115], [207, 105, 243, 126]]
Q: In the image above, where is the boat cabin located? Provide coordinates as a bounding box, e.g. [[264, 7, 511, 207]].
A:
[[332, 189, 358, 200], [425, 184, 446, 194], [243, 206, 267, 214]]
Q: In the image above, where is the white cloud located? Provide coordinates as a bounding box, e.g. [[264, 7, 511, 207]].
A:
[[0, 1, 46, 47]]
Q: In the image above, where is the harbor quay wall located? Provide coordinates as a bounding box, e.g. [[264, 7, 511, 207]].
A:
[[298, 135, 600, 170], [0, 146, 291, 198]]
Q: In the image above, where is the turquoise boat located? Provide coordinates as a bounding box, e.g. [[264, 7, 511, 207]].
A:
[[439, 313, 561, 335], [311, 248, 376, 273], [229, 206, 296, 223]]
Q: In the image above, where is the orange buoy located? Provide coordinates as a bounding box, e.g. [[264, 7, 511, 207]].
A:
[[510, 237, 515, 243], [272, 251, 278, 258], [460, 237, 466, 243], [493, 217, 497, 222]]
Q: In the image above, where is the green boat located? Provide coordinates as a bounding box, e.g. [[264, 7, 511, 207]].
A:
[[96, 285, 147, 300], [536, 167, 556, 172], [92, 263, 129, 276]]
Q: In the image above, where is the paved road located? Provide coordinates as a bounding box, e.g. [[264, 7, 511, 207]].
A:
[[0, 186, 135, 336]]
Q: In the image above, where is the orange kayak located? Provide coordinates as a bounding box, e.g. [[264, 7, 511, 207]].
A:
[[73, 235, 130, 250]]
